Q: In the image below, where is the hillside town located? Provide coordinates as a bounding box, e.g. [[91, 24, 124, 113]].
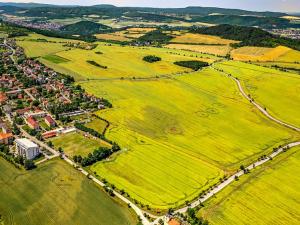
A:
[[0, 36, 111, 168]]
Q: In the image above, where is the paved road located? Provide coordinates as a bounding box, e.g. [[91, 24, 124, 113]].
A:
[[4, 39, 17, 64]]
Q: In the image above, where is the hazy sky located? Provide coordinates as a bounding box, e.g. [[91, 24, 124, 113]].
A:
[[1, 0, 300, 12]]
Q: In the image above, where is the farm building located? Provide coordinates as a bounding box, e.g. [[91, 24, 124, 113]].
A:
[[15, 138, 40, 160]]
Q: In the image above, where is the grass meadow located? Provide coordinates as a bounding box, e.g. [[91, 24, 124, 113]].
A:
[[201, 146, 300, 225], [86, 117, 109, 134], [50, 132, 111, 157], [81, 67, 299, 209], [215, 61, 300, 127], [0, 158, 136, 225]]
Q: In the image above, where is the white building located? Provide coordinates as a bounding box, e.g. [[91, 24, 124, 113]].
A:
[[15, 138, 40, 160]]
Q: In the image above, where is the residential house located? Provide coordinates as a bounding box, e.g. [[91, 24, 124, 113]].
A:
[[26, 116, 39, 130], [0, 132, 14, 145], [44, 115, 56, 127]]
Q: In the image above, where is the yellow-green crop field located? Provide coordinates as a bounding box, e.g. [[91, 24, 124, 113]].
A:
[[201, 146, 300, 225], [42, 45, 219, 81], [214, 61, 300, 128], [50, 132, 111, 157], [231, 46, 300, 62], [165, 43, 232, 56], [16, 33, 81, 58], [81, 67, 299, 209], [16, 33, 300, 212], [170, 33, 238, 45], [0, 158, 136, 225]]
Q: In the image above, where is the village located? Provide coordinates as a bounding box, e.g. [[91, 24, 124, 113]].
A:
[[0, 36, 112, 168]]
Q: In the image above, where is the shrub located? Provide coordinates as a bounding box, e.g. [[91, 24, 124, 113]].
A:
[[174, 60, 209, 71], [143, 55, 161, 63]]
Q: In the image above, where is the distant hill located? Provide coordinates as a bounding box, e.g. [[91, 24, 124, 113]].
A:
[[61, 21, 111, 35], [193, 15, 298, 29], [93, 4, 117, 8], [0, 3, 287, 19], [191, 24, 300, 50], [0, 2, 58, 8]]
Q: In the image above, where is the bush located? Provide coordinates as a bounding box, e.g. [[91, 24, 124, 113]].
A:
[[24, 160, 36, 170], [174, 60, 209, 71], [143, 55, 161, 63]]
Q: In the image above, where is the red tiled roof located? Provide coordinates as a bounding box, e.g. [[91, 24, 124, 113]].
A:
[[0, 132, 13, 140], [168, 219, 181, 225], [45, 115, 55, 124], [27, 116, 39, 128]]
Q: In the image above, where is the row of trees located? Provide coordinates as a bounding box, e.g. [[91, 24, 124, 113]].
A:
[[174, 60, 209, 71], [73, 145, 120, 167]]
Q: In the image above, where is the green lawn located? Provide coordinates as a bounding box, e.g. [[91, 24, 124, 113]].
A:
[[50, 132, 111, 157], [201, 146, 300, 225], [81, 67, 299, 209], [86, 117, 108, 134], [0, 158, 136, 225], [215, 61, 300, 128]]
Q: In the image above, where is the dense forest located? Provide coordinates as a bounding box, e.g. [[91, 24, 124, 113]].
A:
[[61, 21, 111, 35], [191, 24, 300, 51], [192, 15, 299, 29]]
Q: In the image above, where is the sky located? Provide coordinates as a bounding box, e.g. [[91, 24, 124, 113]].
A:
[[1, 0, 300, 12]]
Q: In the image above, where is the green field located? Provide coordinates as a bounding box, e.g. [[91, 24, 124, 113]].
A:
[[81, 67, 299, 209], [16, 33, 82, 58], [214, 61, 300, 128], [16, 34, 221, 81], [86, 117, 108, 134], [50, 132, 111, 157], [0, 158, 136, 225], [42, 54, 70, 64], [16, 34, 300, 211], [201, 146, 300, 225]]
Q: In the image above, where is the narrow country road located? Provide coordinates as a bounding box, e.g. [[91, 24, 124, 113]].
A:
[[232, 76, 300, 132], [211, 66, 300, 132], [4, 39, 17, 65]]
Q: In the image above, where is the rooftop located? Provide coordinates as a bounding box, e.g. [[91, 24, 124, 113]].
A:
[[0, 132, 13, 140], [15, 138, 38, 148]]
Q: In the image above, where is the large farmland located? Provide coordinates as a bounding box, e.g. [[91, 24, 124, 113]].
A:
[[0, 158, 136, 225], [1, 4, 300, 224], [200, 146, 300, 225], [14, 33, 300, 210]]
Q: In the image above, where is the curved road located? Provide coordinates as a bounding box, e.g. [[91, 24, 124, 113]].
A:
[[232, 75, 300, 132]]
